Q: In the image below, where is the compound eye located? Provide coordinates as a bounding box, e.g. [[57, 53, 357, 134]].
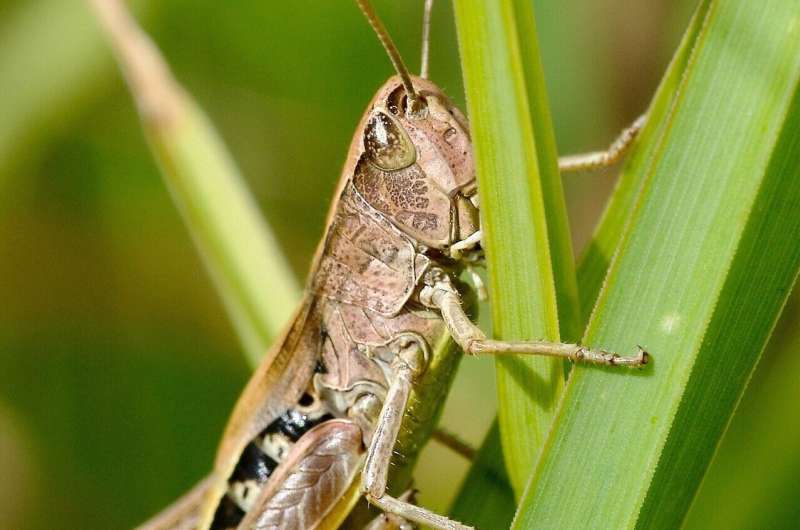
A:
[[364, 111, 416, 171]]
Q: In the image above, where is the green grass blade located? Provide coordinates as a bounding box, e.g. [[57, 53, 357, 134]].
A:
[[90, 0, 299, 367], [453, 0, 564, 494], [637, 76, 800, 530], [513, 1, 800, 528], [513, 0, 581, 342], [147, 104, 300, 367], [448, 0, 582, 517], [575, 0, 712, 324], [449, 2, 712, 517]]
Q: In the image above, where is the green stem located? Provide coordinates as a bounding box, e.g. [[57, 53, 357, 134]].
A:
[[89, 0, 300, 367]]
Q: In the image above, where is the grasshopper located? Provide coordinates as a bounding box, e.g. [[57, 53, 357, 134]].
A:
[[138, 1, 648, 529]]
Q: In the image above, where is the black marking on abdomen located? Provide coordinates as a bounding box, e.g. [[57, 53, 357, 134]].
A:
[[211, 496, 245, 530], [231, 442, 278, 483], [210, 403, 334, 529], [270, 408, 331, 441]]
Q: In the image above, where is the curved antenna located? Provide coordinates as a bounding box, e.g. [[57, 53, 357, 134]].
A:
[[420, 0, 434, 79], [355, 0, 422, 112]]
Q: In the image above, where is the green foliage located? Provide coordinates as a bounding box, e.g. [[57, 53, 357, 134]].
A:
[[88, 0, 300, 365], [450, 3, 714, 524], [0, 0, 149, 181], [575, 0, 712, 322], [449, 421, 515, 529], [514, 0, 800, 528], [143, 99, 300, 366], [453, 0, 800, 528]]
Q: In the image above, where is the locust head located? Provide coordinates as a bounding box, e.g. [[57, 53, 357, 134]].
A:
[[353, 76, 479, 253], [350, 1, 480, 256]]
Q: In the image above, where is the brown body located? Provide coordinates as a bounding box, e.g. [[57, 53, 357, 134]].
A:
[[140, 76, 480, 530]]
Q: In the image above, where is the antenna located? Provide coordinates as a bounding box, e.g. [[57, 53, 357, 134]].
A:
[[420, 0, 434, 79], [355, 0, 423, 113]]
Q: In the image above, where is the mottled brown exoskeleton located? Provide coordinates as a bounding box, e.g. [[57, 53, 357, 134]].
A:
[[138, 1, 648, 529]]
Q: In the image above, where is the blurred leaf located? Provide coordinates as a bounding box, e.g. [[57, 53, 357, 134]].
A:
[[90, 0, 300, 366], [0, 0, 150, 185], [0, 329, 246, 530], [449, 421, 515, 529], [145, 102, 300, 366], [513, 1, 800, 528]]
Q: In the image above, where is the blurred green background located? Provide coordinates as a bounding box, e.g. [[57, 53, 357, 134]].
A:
[[1, 1, 796, 529]]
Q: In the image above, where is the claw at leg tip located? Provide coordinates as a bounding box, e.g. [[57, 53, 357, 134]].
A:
[[637, 345, 650, 366]]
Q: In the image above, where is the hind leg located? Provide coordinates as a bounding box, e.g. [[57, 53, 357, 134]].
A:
[[363, 490, 418, 530]]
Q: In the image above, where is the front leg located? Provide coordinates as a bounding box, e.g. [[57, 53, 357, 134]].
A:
[[361, 337, 473, 530], [419, 273, 649, 367]]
